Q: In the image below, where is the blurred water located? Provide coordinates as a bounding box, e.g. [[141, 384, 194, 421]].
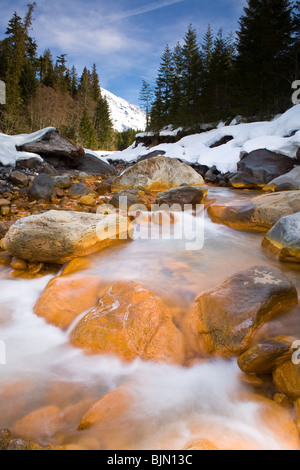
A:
[[0, 187, 299, 450]]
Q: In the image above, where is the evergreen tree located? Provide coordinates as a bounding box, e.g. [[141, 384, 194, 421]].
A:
[[94, 95, 114, 149], [79, 107, 97, 148], [181, 24, 203, 126], [151, 44, 174, 129], [1, 3, 38, 124], [54, 54, 69, 92], [91, 63, 101, 102], [139, 80, 153, 128], [169, 42, 185, 126], [79, 67, 92, 106], [206, 29, 234, 120], [233, 0, 295, 117], [38, 49, 56, 88]]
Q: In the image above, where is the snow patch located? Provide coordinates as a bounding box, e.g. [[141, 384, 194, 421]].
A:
[[0, 127, 55, 167], [104, 105, 300, 173]]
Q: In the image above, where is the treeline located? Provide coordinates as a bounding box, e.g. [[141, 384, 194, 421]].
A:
[[0, 3, 135, 150], [145, 0, 300, 130]]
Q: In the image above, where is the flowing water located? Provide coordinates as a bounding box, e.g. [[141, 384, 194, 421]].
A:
[[0, 187, 299, 450]]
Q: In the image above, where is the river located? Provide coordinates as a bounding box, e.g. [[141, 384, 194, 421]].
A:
[[0, 187, 299, 450]]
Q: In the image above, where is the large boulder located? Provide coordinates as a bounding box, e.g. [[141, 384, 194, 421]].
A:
[[262, 212, 300, 263], [229, 149, 295, 189], [70, 281, 185, 364], [263, 166, 300, 192], [156, 185, 207, 208], [75, 153, 116, 176], [111, 156, 204, 192], [3, 210, 131, 264], [16, 129, 84, 160], [237, 336, 296, 374], [186, 266, 298, 357], [208, 191, 300, 232]]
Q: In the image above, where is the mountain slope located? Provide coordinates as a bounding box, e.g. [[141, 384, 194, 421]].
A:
[[101, 88, 146, 133]]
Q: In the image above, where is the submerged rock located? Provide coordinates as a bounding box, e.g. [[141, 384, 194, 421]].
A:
[[3, 210, 131, 264], [111, 156, 204, 192], [229, 149, 295, 189], [187, 266, 298, 357], [262, 212, 300, 263], [70, 281, 185, 364], [208, 191, 300, 232]]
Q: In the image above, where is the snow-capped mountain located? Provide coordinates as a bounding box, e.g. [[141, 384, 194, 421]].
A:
[[101, 88, 147, 133]]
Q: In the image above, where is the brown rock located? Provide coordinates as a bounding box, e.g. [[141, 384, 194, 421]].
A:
[[10, 257, 28, 271], [187, 266, 298, 357], [70, 281, 185, 364], [208, 191, 300, 232], [34, 274, 105, 329], [12, 405, 63, 443], [238, 336, 296, 374], [273, 361, 300, 400]]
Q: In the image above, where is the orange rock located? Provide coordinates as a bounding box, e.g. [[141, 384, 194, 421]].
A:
[[34, 274, 106, 329], [12, 405, 63, 443], [184, 439, 219, 450], [273, 361, 300, 400], [61, 257, 94, 276], [70, 281, 185, 364], [79, 387, 131, 430]]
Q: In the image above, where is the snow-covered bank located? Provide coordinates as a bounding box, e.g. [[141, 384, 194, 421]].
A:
[[104, 105, 300, 173], [0, 127, 55, 166]]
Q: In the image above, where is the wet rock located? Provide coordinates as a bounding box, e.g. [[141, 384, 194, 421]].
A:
[[187, 266, 298, 357], [10, 257, 28, 271], [262, 212, 300, 263], [68, 183, 96, 198], [53, 175, 72, 189], [208, 191, 300, 232], [28, 173, 54, 202], [78, 194, 96, 206], [229, 150, 295, 189], [263, 167, 300, 192], [237, 336, 296, 374], [156, 185, 207, 207], [96, 180, 112, 195], [0, 429, 44, 451], [34, 273, 106, 329], [3, 210, 131, 264], [111, 156, 204, 192], [273, 361, 300, 400], [0, 222, 14, 240], [111, 191, 140, 208], [79, 387, 131, 431], [12, 405, 63, 443], [70, 281, 185, 364], [10, 170, 29, 187], [16, 129, 84, 160]]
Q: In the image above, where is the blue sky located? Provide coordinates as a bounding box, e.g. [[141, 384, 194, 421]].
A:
[[0, 0, 247, 105]]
